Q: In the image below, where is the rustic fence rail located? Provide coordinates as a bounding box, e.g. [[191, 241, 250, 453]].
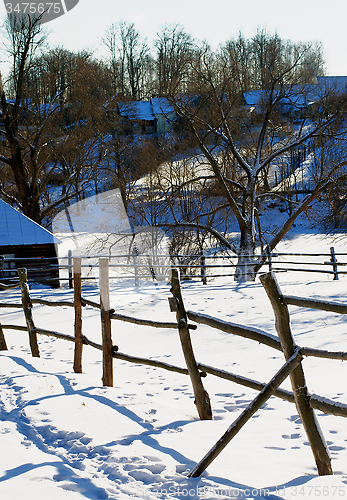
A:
[[0, 264, 346, 478], [1, 246, 346, 287]]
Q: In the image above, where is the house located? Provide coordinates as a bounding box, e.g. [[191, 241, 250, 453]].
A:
[[118, 101, 156, 135], [0, 199, 61, 287], [243, 88, 311, 119], [118, 98, 177, 135], [243, 77, 347, 121], [150, 97, 176, 134]]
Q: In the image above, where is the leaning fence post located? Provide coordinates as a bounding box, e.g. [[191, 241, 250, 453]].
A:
[[188, 348, 302, 477], [260, 271, 332, 476], [18, 268, 40, 358], [330, 247, 339, 281], [170, 268, 212, 420], [99, 258, 113, 387], [73, 258, 83, 373]]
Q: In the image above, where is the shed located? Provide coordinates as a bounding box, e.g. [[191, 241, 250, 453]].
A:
[[0, 199, 61, 286], [150, 98, 176, 134], [118, 101, 156, 134]]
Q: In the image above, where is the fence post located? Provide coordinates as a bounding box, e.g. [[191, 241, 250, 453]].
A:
[[99, 258, 113, 387], [17, 268, 40, 358], [330, 247, 339, 281], [133, 250, 139, 286], [68, 250, 73, 289], [200, 253, 207, 285], [266, 246, 272, 272], [0, 323, 8, 350], [260, 272, 332, 476], [73, 258, 83, 373], [170, 268, 212, 420]]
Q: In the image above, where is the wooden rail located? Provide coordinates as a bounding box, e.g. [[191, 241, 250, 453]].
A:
[[2, 246, 347, 286]]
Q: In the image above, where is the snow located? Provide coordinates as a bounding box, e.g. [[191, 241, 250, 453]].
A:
[[1, 232, 347, 499]]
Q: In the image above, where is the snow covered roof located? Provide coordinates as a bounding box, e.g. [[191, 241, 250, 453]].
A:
[[0, 199, 60, 246], [243, 91, 265, 107], [150, 97, 175, 116], [317, 76, 347, 93], [118, 101, 155, 121]]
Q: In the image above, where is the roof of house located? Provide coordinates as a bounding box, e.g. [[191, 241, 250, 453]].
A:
[[118, 101, 155, 121], [150, 97, 175, 115], [118, 98, 176, 121], [0, 199, 60, 247], [243, 90, 265, 107], [317, 76, 347, 93]]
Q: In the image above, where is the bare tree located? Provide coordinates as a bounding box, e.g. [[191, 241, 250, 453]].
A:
[[154, 23, 194, 95], [164, 33, 347, 281], [103, 21, 153, 100], [0, 13, 48, 222], [0, 15, 111, 225]]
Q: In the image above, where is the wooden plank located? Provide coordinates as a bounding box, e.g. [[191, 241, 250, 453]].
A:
[[73, 258, 83, 374], [170, 268, 212, 420], [301, 347, 347, 360], [260, 272, 333, 476], [17, 268, 40, 358], [188, 348, 302, 478], [32, 298, 75, 307], [187, 310, 282, 351], [282, 295, 347, 315], [99, 258, 113, 387], [110, 310, 196, 330]]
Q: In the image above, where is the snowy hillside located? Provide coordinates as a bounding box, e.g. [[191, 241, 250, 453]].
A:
[[0, 232, 347, 499]]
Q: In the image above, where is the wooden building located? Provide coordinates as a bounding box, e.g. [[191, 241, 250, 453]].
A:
[[0, 199, 61, 286]]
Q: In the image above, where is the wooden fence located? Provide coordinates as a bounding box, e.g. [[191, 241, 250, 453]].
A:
[[0, 262, 347, 478], [1, 246, 346, 287]]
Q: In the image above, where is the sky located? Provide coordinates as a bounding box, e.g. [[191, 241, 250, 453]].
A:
[[0, 0, 346, 75]]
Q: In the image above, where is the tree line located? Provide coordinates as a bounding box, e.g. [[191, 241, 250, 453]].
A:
[[1, 12, 347, 280]]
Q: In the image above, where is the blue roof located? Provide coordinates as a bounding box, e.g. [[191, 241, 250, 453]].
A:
[[243, 91, 265, 106], [118, 101, 155, 121], [0, 199, 60, 246], [150, 97, 175, 115]]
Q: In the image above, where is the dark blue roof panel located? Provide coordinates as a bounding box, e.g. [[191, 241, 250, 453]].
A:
[[0, 199, 60, 246]]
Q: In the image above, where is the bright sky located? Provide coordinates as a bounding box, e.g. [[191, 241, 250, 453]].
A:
[[1, 0, 346, 75]]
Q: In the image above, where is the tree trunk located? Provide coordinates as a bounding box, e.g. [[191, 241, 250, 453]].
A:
[[234, 219, 257, 282]]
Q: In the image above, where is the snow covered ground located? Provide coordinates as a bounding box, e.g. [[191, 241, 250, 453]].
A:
[[1, 232, 347, 499]]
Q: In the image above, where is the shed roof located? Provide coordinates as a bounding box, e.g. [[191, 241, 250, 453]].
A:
[[0, 199, 60, 247], [150, 97, 175, 115], [118, 101, 155, 121]]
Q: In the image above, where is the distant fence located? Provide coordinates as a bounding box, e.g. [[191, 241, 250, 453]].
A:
[[1, 246, 346, 287], [0, 263, 347, 477]]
